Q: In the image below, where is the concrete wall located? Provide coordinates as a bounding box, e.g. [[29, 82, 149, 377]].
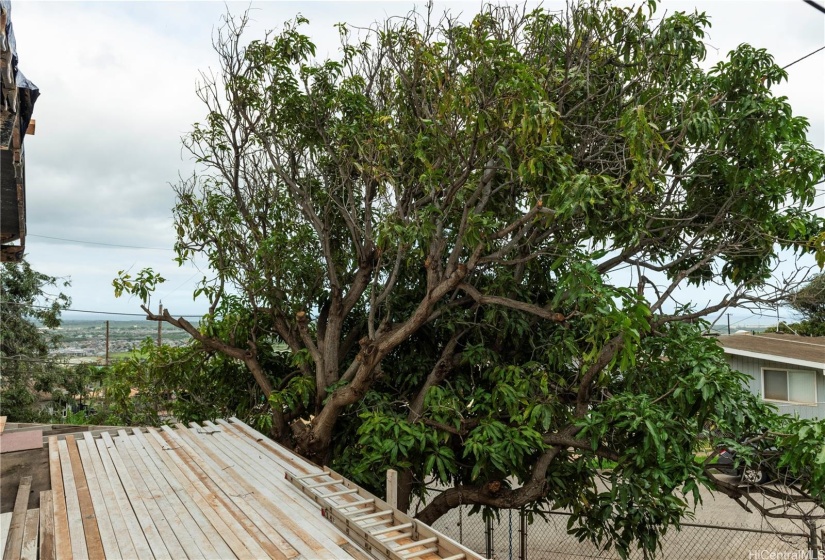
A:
[[726, 355, 824, 420]]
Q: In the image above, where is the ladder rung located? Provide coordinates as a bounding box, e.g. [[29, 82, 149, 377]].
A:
[[395, 537, 437, 553], [352, 509, 393, 522], [371, 523, 413, 537], [336, 506, 374, 518], [320, 488, 359, 498], [361, 518, 394, 529], [338, 498, 374, 509], [306, 479, 342, 489], [378, 532, 412, 542], [292, 471, 328, 481], [441, 555, 466, 560], [402, 546, 439, 559]]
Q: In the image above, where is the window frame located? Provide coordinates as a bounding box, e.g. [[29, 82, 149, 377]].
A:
[[760, 367, 818, 405]]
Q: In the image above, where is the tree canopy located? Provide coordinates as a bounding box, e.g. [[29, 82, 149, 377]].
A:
[[115, 1, 825, 555], [788, 272, 825, 334], [0, 260, 71, 420]]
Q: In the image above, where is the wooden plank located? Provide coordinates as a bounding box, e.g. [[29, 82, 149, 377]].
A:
[[75, 438, 122, 559], [99, 431, 171, 559], [0, 511, 12, 553], [92, 436, 154, 558], [151, 427, 275, 559], [20, 508, 39, 560], [39, 492, 55, 560], [387, 469, 399, 509], [195, 422, 360, 557], [80, 433, 136, 559], [227, 417, 317, 471], [142, 426, 265, 559], [2, 475, 31, 560], [0, 430, 43, 453], [170, 424, 301, 558], [57, 439, 88, 560], [128, 428, 236, 559], [117, 429, 217, 560], [0, 415, 6, 434], [47, 437, 72, 560], [64, 437, 105, 560], [42, 427, 124, 446], [112, 430, 188, 560]]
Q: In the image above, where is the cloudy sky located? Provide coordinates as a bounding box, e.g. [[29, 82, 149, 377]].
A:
[[8, 0, 825, 325]]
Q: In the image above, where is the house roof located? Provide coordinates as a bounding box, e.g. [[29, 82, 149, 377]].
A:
[[717, 333, 825, 371], [1, 418, 482, 560]]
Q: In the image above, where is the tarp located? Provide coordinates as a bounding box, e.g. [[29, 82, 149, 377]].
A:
[[1, 0, 39, 142]]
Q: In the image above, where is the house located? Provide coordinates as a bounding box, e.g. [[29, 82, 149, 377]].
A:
[[717, 333, 825, 420]]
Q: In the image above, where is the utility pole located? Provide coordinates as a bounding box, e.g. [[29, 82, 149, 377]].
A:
[[727, 313, 731, 335], [105, 320, 110, 366], [157, 302, 163, 347]]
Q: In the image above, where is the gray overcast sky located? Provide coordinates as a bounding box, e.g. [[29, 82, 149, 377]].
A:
[[8, 0, 825, 323]]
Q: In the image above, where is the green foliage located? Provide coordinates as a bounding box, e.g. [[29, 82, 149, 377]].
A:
[[119, 1, 825, 556], [788, 273, 825, 327], [0, 260, 71, 421], [765, 273, 825, 335], [113, 268, 166, 304], [765, 320, 825, 337], [103, 337, 266, 427]]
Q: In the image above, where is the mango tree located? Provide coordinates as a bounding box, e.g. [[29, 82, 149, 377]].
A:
[[115, 1, 825, 555]]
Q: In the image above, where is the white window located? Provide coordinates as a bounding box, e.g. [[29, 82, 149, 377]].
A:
[[762, 368, 817, 404]]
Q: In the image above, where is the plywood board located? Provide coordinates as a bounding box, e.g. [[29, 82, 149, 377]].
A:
[[0, 430, 43, 453]]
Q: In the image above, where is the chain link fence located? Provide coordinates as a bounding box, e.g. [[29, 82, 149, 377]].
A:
[[431, 507, 822, 560]]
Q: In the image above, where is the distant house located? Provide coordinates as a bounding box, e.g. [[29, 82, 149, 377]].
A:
[[717, 333, 825, 420]]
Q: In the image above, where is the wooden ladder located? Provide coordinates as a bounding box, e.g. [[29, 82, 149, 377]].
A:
[[285, 468, 484, 560]]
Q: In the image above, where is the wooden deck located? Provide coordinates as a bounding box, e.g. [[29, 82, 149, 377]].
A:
[[1, 419, 480, 560]]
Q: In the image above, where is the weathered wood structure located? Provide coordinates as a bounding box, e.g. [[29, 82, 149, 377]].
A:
[[0, 0, 37, 262], [0, 418, 484, 560]]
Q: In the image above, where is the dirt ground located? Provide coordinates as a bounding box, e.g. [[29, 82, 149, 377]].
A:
[[0, 446, 50, 513]]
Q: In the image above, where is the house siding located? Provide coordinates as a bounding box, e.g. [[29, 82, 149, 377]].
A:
[[725, 355, 824, 420]]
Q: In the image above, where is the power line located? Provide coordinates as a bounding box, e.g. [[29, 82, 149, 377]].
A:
[[803, 0, 825, 15], [28, 234, 173, 251], [1, 301, 203, 318], [782, 45, 825, 70]]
